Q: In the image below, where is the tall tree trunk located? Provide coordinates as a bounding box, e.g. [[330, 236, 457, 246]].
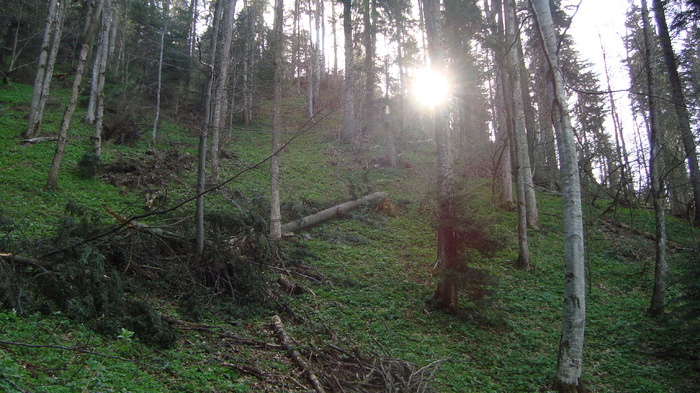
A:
[[46, 0, 104, 190], [652, 0, 700, 223], [86, 0, 112, 126], [642, 0, 668, 316], [270, 0, 284, 240], [341, 0, 355, 142], [362, 0, 375, 137], [196, 0, 223, 258], [331, 1, 338, 77], [422, 0, 458, 310], [531, 0, 586, 390], [210, 0, 237, 182], [152, 0, 169, 144], [505, 0, 530, 269], [25, 0, 67, 139], [93, 0, 112, 160]]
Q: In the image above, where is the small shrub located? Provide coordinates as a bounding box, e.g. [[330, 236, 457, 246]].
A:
[[77, 153, 100, 179]]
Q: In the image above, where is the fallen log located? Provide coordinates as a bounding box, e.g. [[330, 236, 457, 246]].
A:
[[0, 253, 53, 270], [281, 191, 387, 233], [18, 136, 58, 145], [271, 315, 326, 393]]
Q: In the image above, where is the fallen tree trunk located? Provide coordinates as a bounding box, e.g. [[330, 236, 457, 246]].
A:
[[271, 315, 326, 393], [18, 136, 58, 145], [0, 253, 53, 270], [281, 191, 387, 233]]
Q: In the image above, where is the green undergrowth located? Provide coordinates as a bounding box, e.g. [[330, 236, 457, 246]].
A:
[[1, 83, 699, 392]]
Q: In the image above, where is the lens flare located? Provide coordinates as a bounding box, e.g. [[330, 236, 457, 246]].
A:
[[412, 68, 449, 109]]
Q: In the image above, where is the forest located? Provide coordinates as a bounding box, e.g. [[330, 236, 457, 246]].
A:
[[1, 0, 699, 391]]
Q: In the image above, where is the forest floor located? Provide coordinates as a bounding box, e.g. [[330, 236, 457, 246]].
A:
[[1, 82, 699, 392]]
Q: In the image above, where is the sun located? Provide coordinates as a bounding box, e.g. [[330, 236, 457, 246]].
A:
[[412, 68, 450, 109]]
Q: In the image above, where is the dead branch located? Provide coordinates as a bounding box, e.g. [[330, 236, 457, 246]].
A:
[[278, 274, 306, 295], [104, 206, 190, 244], [0, 253, 53, 270], [271, 315, 326, 393], [281, 192, 387, 233], [222, 363, 269, 380], [18, 136, 58, 145]]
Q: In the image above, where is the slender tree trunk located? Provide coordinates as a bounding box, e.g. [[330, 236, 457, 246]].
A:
[[362, 0, 375, 137], [269, 0, 284, 240], [422, 0, 458, 310], [652, 0, 700, 223], [505, 0, 530, 269], [152, 0, 169, 144], [341, 0, 355, 142], [210, 0, 237, 182], [86, 0, 112, 125], [25, 0, 67, 139], [642, 0, 667, 316], [531, 0, 586, 390], [196, 0, 222, 258], [93, 0, 112, 160], [331, 2, 338, 77], [46, 0, 104, 190]]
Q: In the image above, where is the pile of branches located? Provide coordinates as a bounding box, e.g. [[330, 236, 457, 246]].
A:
[[311, 345, 446, 393]]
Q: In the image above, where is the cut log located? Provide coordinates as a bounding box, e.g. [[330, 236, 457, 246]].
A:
[[271, 315, 326, 393], [281, 192, 387, 233], [18, 136, 58, 145]]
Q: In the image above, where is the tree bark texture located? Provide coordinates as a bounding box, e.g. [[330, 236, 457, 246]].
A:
[[504, 0, 531, 269], [531, 0, 586, 390], [281, 192, 387, 233], [642, 0, 668, 315], [269, 0, 284, 240], [25, 0, 67, 139], [341, 0, 355, 142], [210, 0, 237, 182], [46, 0, 104, 190], [421, 0, 458, 310]]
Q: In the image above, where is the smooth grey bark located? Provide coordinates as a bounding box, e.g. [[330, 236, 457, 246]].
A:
[[505, 0, 530, 269], [210, 0, 237, 182], [331, 1, 338, 76], [652, 0, 700, 223], [362, 0, 376, 137], [152, 0, 169, 144], [46, 0, 104, 190], [86, 0, 112, 125], [531, 0, 586, 390], [341, 0, 355, 142], [92, 0, 113, 160], [25, 0, 67, 139], [642, 0, 668, 316], [269, 0, 284, 240], [195, 0, 222, 258]]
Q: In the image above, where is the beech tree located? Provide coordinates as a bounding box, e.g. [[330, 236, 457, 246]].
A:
[[46, 0, 104, 190], [531, 0, 586, 390], [341, 0, 355, 143], [641, 0, 668, 316], [25, 0, 68, 139], [270, 0, 284, 239]]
